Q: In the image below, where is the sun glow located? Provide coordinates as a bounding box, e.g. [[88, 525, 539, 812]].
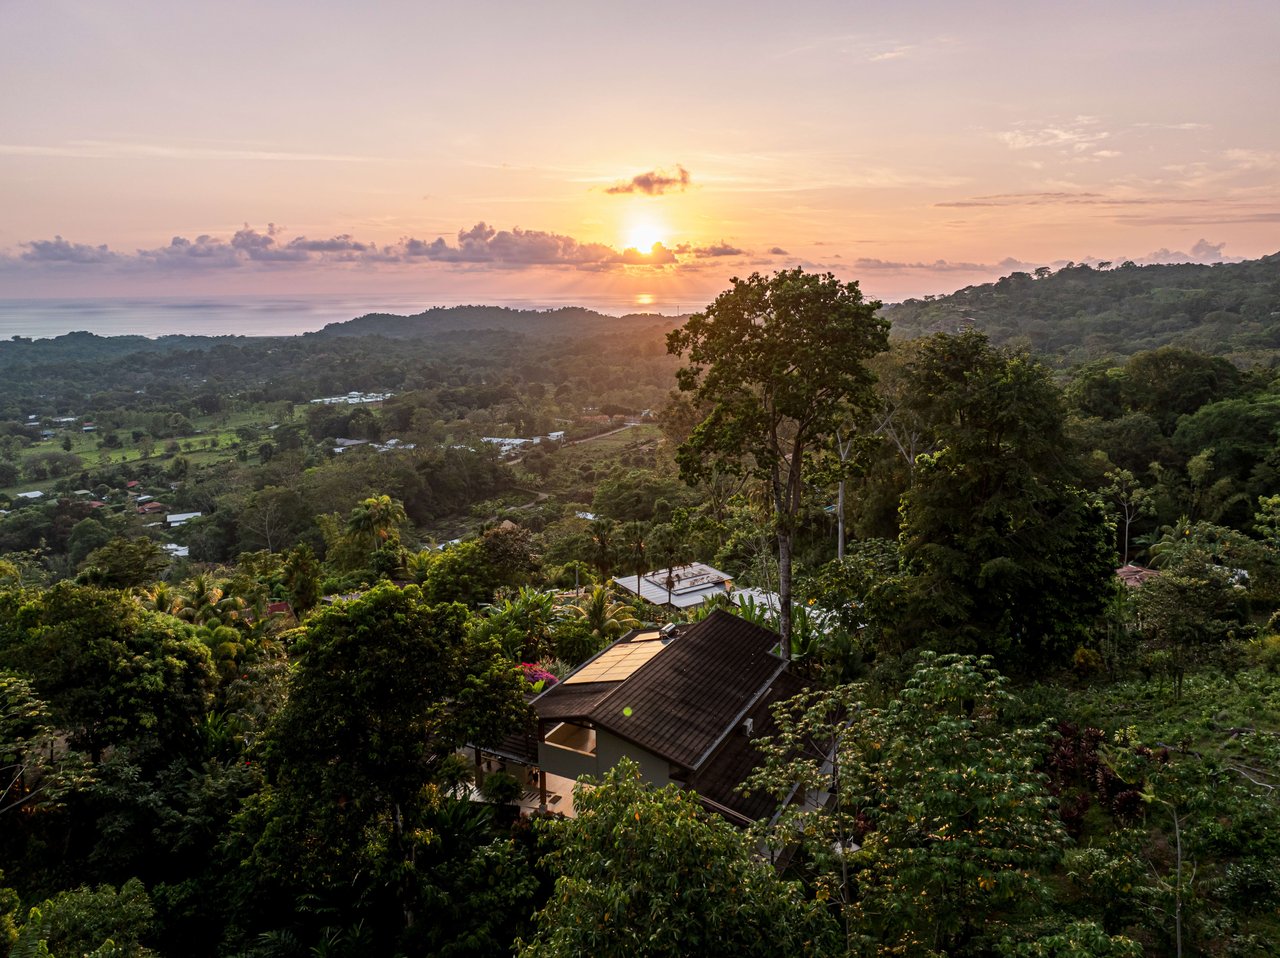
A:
[[624, 217, 667, 251]]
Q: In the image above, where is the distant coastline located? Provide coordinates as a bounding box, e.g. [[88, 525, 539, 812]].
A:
[[0, 293, 687, 340]]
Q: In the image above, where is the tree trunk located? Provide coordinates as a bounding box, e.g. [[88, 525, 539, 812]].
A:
[[1173, 808, 1183, 958], [837, 478, 846, 561], [778, 529, 793, 660]]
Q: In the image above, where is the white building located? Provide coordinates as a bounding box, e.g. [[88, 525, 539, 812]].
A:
[[612, 561, 733, 609]]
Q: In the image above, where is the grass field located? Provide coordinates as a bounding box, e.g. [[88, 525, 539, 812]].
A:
[[1, 405, 290, 499]]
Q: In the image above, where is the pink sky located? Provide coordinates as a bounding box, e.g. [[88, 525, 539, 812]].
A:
[[2, 1, 1277, 309]]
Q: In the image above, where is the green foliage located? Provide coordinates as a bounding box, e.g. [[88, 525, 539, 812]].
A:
[[472, 586, 558, 661], [420, 539, 497, 606], [885, 257, 1280, 366], [0, 871, 16, 955], [420, 527, 538, 608], [519, 758, 839, 958], [0, 670, 92, 816], [749, 654, 1067, 956], [561, 585, 639, 645], [591, 470, 693, 523], [76, 538, 169, 590], [281, 543, 320, 613], [802, 539, 904, 648], [1046, 666, 1280, 954], [998, 920, 1141, 958], [244, 583, 530, 944], [13, 878, 156, 958], [1245, 632, 1280, 672], [0, 583, 216, 761], [897, 330, 1115, 668], [344, 493, 407, 554], [478, 770, 522, 805]]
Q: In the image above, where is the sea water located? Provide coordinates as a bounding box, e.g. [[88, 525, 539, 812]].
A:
[[0, 293, 682, 340]]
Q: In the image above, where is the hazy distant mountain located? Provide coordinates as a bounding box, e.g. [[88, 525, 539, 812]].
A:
[[310, 305, 685, 339], [882, 252, 1280, 365]]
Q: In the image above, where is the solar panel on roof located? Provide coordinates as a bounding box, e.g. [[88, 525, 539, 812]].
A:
[[563, 640, 668, 684]]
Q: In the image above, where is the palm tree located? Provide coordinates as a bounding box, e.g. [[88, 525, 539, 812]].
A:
[[140, 581, 184, 617], [178, 573, 245, 627], [282, 543, 321, 613], [404, 549, 436, 585], [194, 623, 245, 680], [346, 494, 407, 552], [564, 585, 640, 642], [623, 520, 649, 600], [648, 522, 689, 606], [588, 518, 618, 582]]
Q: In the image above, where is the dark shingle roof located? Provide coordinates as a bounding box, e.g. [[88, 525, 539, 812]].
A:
[[534, 680, 618, 721], [689, 670, 807, 823], [586, 610, 785, 770]]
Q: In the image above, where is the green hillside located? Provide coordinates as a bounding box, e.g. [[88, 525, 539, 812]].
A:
[[882, 253, 1280, 365]]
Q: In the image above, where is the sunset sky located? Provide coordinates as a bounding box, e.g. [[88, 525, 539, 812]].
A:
[[2, 0, 1278, 309]]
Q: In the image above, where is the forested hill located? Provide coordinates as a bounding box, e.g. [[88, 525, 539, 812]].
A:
[[311, 304, 686, 339], [882, 251, 1280, 364]]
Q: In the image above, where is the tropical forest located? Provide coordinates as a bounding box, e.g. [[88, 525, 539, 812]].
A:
[[3, 255, 1280, 958]]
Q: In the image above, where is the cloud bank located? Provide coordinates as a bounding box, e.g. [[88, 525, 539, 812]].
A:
[[3, 222, 716, 277]]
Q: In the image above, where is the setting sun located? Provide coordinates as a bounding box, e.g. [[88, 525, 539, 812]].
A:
[[625, 217, 668, 252]]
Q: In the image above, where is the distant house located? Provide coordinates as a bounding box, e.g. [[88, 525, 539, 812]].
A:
[[137, 501, 166, 515], [126, 480, 141, 489], [374, 437, 416, 452], [613, 561, 732, 609], [163, 543, 190, 559], [482, 436, 534, 456], [1116, 563, 1160, 588], [528, 610, 806, 825], [310, 391, 394, 406], [166, 511, 202, 527], [15, 490, 45, 500]]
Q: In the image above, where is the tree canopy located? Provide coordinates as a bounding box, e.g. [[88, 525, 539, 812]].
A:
[[667, 268, 889, 654], [520, 758, 839, 958]]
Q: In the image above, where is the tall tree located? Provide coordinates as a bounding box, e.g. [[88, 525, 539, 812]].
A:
[[667, 269, 888, 656], [249, 583, 528, 938], [897, 330, 1114, 667], [622, 520, 649, 600], [588, 517, 619, 582]]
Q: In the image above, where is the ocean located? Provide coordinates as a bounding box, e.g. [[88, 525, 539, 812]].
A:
[[0, 293, 683, 340]]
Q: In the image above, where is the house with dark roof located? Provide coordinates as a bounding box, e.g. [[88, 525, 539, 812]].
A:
[[528, 609, 806, 825]]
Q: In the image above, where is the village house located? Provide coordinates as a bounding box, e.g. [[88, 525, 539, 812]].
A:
[[487, 610, 805, 825], [612, 561, 733, 609]]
